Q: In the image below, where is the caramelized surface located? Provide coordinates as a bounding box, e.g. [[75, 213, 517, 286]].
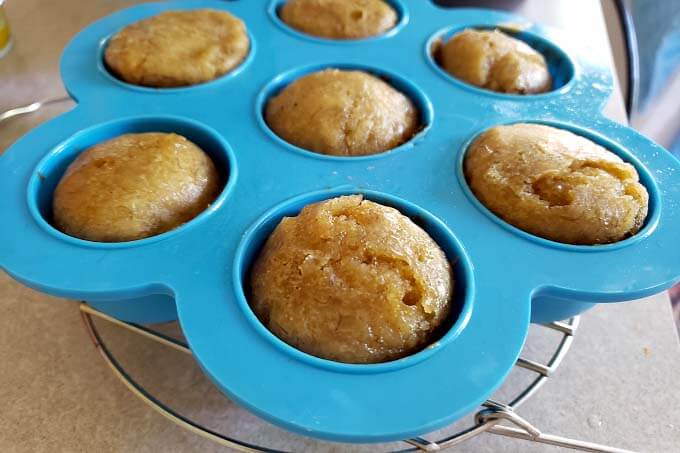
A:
[[250, 195, 453, 364]]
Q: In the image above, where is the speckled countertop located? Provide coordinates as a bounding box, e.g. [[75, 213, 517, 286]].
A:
[[1, 1, 679, 451]]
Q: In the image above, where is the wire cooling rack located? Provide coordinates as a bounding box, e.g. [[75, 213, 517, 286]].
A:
[[79, 303, 634, 453]]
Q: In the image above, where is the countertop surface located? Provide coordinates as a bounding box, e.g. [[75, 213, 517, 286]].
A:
[[1, 1, 679, 452]]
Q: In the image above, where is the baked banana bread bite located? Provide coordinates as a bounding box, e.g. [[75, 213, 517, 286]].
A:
[[438, 29, 552, 94], [250, 195, 453, 364], [265, 69, 419, 156], [105, 9, 249, 88], [464, 123, 649, 244], [53, 133, 221, 242], [279, 0, 397, 39]]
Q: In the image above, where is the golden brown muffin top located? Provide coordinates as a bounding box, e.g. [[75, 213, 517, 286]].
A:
[[464, 123, 649, 244], [265, 69, 419, 156], [53, 133, 221, 242], [280, 0, 398, 39], [250, 195, 453, 364], [438, 29, 552, 94], [105, 9, 249, 88]]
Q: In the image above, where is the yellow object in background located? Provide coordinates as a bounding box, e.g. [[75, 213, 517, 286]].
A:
[[0, 1, 12, 59]]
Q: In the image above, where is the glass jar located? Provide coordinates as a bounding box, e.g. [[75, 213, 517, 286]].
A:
[[0, 0, 12, 59]]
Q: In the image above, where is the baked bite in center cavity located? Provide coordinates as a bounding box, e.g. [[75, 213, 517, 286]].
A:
[[105, 9, 250, 88], [249, 195, 453, 364], [464, 123, 649, 245], [53, 133, 221, 242], [265, 69, 419, 156], [437, 29, 552, 94], [280, 0, 398, 40]]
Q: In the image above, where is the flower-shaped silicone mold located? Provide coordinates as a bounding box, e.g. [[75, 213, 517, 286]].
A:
[[1, 0, 679, 444]]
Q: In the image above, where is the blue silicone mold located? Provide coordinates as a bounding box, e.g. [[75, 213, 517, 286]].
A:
[[1, 0, 680, 443]]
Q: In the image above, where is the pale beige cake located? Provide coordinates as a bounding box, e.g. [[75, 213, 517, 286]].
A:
[[265, 69, 419, 156], [53, 133, 220, 242], [280, 0, 397, 39], [105, 9, 249, 88], [438, 29, 552, 94], [464, 123, 649, 244], [250, 195, 453, 364]]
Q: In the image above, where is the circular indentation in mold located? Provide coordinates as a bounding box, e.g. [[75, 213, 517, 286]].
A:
[[256, 63, 433, 161], [97, 27, 256, 93], [28, 116, 237, 249], [268, 0, 408, 44], [426, 25, 576, 98], [233, 188, 474, 374], [457, 120, 660, 252]]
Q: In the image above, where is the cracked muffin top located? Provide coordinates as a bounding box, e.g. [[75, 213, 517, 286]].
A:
[[438, 29, 552, 94], [53, 133, 221, 242], [265, 69, 419, 156], [104, 9, 250, 88], [464, 123, 649, 245], [249, 195, 453, 364], [279, 0, 398, 40]]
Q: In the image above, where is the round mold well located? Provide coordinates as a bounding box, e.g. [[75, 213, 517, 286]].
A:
[[267, 0, 409, 44], [457, 120, 660, 252], [97, 26, 256, 93], [28, 115, 237, 249], [426, 24, 576, 98], [256, 63, 434, 161], [232, 188, 474, 374]]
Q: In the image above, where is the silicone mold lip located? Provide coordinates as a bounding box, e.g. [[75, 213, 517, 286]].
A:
[[425, 23, 577, 99], [267, 0, 409, 44], [232, 187, 474, 374], [96, 22, 257, 94], [255, 62, 434, 161], [27, 115, 238, 249], [456, 119, 661, 253]]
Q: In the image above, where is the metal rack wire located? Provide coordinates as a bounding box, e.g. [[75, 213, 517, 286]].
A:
[[79, 303, 634, 452]]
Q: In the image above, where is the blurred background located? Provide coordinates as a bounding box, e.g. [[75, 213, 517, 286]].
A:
[[603, 0, 680, 333]]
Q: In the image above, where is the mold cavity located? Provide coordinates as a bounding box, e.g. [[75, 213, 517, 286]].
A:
[[460, 122, 659, 250], [233, 189, 474, 373], [98, 26, 255, 93], [269, 0, 408, 43], [28, 116, 236, 248], [257, 63, 433, 160], [428, 25, 575, 96]]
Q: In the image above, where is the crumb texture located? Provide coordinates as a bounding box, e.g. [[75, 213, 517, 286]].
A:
[[439, 29, 552, 94], [53, 132, 221, 242], [105, 9, 249, 88], [250, 195, 453, 363], [464, 123, 649, 244], [266, 69, 419, 156]]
